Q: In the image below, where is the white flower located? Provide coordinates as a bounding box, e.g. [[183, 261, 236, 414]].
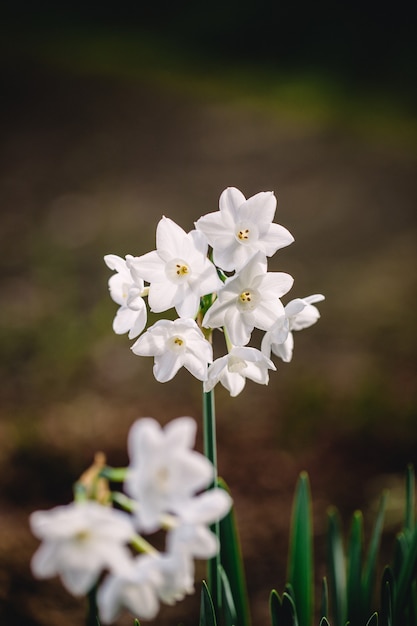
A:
[[202, 251, 294, 346], [131, 317, 213, 383], [195, 187, 294, 271], [156, 550, 195, 605], [125, 417, 214, 532], [97, 554, 163, 624], [104, 254, 147, 339], [167, 489, 233, 560], [128, 217, 222, 318], [262, 294, 325, 362], [30, 501, 135, 597], [204, 346, 276, 397]]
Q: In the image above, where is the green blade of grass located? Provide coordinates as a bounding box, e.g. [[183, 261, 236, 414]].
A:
[[380, 566, 394, 626], [327, 507, 347, 626], [270, 590, 282, 626], [362, 491, 388, 617], [219, 565, 237, 626], [347, 510, 363, 624], [218, 477, 251, 626], [200, 581, 218, 626], [287, 472, 313, 626]]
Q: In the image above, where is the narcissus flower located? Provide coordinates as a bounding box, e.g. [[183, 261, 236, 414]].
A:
[[104, 254, 147, 339], [97, 554, 163, 624], [125, 417, 214, 532], [128, 217, 222, 318], [167, 489, 233, 559], [204, 346, 276, 397], [195, 186, 294, 271], [30, 501, 135, 596], [131, 318, 213, 382], [262, 294, 325, 362], [202, 252, 294, 346]]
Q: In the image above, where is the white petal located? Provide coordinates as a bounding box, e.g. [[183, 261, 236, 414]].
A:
[[219, 187, 246, 221], [272, 332, 294, 362], [129, 251, 166, 283], [113, 307, 139, 335], [153, 352, 183, 383], [61, 567, 98, 597], [260, 222, 294, 255], [156, 217, 187, 259], [164, 417, 197, 450], [239, 191, 276, 224]]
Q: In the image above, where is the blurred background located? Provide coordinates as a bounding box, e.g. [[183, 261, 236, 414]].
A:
[[0, 3, 416, 625]]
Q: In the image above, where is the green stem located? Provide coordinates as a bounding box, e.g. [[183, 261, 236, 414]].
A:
[[203, 387, 222, 618]]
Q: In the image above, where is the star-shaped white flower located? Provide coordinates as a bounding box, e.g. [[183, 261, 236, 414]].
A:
[[204, 346, 276, 397], [131, 318, 213, 383], [30, 501, 135, 597], [125, 417, 214, 532], [104, 254, 147, 339], [128, 217, 222, 318], [167, 489, 233, 560], [195, 187, 294, 272], [261, 294, 325, 362], [202, 252, 294, 346], [97, 554, 163, 624]]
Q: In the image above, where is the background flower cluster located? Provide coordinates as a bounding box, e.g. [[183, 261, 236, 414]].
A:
[[30, 416, 232, 623]]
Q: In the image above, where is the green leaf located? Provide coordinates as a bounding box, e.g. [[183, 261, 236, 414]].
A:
[[268, 590, 299, 626], [320, 577, 329, 620], [380, 567, 394, 626], [218, 477, 251, 626], [133, 620, 140, 626], [394, 524, 417, 620], [327, 507, 347, 626], [281, 592, 299, 626], [362, 491, 387, 617], [219, 565, 237, 626], [365, 612, 378, 626], [200, 581, 218, 626], [319, 618, 330, 626], [270, 590, 282, 626], [287, 472, 313, 626], [347, 510, 363, 624]]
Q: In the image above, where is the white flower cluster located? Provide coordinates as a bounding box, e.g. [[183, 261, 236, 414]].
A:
[[105, 187, 324, 396], [30, 417, 232, 623]]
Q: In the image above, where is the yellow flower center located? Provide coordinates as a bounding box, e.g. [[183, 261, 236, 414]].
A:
[[176, 263, 189, 276], [239, 291, 252, 303], [237, 228, 250, 241]]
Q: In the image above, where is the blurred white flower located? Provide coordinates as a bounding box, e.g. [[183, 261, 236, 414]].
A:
[[204, 346, 276, 397], [131, 317, 213, 382], [202, 252, 293, 346], [128, 217, 222, 318], [104, 254, 147, 339], [125, 417, 214, 532], [156, 549, 195, 605], [168, 489, 233, 559], [262, 294, 325, 362], [30, 501, 135, 597], [97, 554, 163, 624], [195, 186, 294, 271]]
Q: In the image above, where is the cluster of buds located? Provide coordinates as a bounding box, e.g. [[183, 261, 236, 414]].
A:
[[105, 187, 324, 396], [30, 417, 232, 623]]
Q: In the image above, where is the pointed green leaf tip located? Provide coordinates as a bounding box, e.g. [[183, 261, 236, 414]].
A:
[[287, 472, 313, 626], [200, 581, 218, 626]]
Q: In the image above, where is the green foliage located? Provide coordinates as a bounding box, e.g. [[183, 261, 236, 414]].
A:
[[287, 472, 313, 626], [199, 467, 417, 626]]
